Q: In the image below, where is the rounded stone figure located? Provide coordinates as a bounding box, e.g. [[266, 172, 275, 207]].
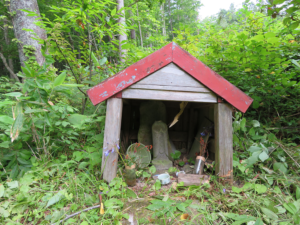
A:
[[138, 101, 166, 146], [151, 121, 172, 172]]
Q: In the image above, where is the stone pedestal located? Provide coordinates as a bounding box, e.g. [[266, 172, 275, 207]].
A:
[[152, 121, 172, 172]]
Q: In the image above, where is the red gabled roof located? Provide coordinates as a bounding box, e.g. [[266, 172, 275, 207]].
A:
[[87, 42, 253, 113]]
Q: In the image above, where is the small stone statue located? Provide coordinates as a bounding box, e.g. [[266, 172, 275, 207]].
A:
[[138, 101, 166, 146], [152, 121, 172, 172]]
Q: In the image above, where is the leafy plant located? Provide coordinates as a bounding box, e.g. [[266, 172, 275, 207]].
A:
[[170, 150, 181, 161]]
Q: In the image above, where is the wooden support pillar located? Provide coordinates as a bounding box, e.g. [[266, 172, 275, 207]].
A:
[[102, 98, 123, 183], [187, 107, 195, 150], [214, 103, 233, 184], [122, 104, 131, 149]]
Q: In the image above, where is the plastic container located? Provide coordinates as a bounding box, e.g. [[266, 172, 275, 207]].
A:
[[157, 174, 170, 185]]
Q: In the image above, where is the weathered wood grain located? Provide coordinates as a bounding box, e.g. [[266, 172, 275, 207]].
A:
[[178, 174, 210, 186], [187, 108, 195, 150], [102, 98, 123, 183], [121, 104, 131, 149], [136, 63, 207, 88], [214, 103, 233, 183], [122, 89, 217, 102], [129, 84, 210, 93], [128, 130, 188, 142]]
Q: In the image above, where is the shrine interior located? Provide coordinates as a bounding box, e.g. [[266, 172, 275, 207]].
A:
[[120, 99, 216, 163]]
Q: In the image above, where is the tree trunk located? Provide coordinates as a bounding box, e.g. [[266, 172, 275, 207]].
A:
[[10, 0, 47, 67], [129, 10, 136, 40], [168, 0, 174, 39], [3, 17, 19, 81], [161, 4, 166, 36], [117, 0, 127, 63], [137, 4, 143, 48]]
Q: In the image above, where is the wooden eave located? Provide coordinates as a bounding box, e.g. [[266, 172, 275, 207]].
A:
[[87, 42, 253, 113]]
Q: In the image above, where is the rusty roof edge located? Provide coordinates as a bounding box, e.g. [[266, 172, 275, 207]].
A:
[[87, 43, 174, 105], [171, 43, 253, 113]]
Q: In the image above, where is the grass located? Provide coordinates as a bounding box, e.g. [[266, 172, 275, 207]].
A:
[[0, 151, 300, 225]]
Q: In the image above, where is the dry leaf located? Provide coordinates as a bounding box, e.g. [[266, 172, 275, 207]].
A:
[[100, 203, 104, 215], [148, 216, 155, 222], [169, 101, 188, 128], [172, 182, 177, 190], [180, 213, 190, 220], [48, 101, 54, 106]]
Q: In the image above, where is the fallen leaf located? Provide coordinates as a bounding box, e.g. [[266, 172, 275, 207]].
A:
[[148, 216, 155, 222], [180, 213, 190, 220], [100, 203, 104, 215], [172, 182, 177, 190]]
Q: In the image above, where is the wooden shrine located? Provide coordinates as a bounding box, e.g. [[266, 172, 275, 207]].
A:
[[87, 42, 253, 183]]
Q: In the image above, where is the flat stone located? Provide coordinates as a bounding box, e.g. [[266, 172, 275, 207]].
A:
[[152, 159, 173, 172], [181, 164, 194, 174]]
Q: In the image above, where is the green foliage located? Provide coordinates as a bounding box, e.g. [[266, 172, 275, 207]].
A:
[[1, 0, 300, 224], [147, 198, 192, 218], [0, 54, 105, 179], [168, 167, 179, 174], [171, 6, 300, 142], [170, 150, 181, 161], [0, 156, 132, 224]]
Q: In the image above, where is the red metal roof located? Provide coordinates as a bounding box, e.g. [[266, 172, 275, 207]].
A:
[[87, 42, 253, 113]]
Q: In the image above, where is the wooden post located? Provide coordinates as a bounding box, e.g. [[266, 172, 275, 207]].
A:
[[214, 103, 233, 184], [187, 107, 195, 150], [102, 98, 123, 183], [122, 104, 131, 149]]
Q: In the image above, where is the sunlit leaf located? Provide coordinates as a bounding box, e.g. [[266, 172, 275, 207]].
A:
[[46, 190, 66, 208], [99, 57, 107, 66], [67, 114, 88, 128], [283, 203, 297, 215], [10, 113, 24, 142], [4, 92, 23, 97], [273, 162, 287, 174], [111, 8, 116, 16], [255, 184, 267, 194], [7, 181, 18, 189], [251, 120, 260, 127], [0, 184, 4, 197], [259, 151, 269, 162], [0, 115, 14, 125], [261, 207, 278, 220], [53, 71, 67, 87]]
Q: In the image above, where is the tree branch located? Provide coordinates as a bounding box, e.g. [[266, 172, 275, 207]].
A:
[[0, 51, 20, 82], [54, 41, 88, 97], [127, 0, 140, 8], [51, 205, 100, 225]]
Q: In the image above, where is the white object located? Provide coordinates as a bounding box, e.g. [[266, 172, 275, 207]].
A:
[[157, 174, 170, 185], [176, 171, 185, 177]]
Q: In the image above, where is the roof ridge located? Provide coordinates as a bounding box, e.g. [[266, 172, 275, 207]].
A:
[[87, 42, 253, 113]]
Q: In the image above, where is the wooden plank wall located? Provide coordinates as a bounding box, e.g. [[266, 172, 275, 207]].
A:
[[122, 63, 217, 103]]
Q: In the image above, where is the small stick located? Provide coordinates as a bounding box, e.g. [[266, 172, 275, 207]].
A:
[[51, 205, 100, 225], [119, 168, 124, 181], [275, 141, 300, 168]]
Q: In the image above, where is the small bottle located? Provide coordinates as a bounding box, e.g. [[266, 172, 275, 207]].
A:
[[194, 156, 205, 175]]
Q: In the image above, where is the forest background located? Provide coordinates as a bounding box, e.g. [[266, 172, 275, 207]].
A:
[[0, 0, 300, 224]]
